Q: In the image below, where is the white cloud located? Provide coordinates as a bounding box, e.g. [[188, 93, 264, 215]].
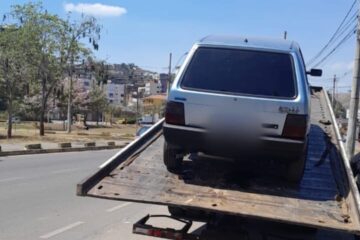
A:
[[64, 3, 127, 17]]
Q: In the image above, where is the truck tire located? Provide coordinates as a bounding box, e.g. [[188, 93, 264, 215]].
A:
[[163, 141, 183, 171], [285, 148, 307, 184]]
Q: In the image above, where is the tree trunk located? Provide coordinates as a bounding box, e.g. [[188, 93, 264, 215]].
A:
[[40, 76, 46, 136], [39, 110, 45, 136], [67, 75, 73, 133], [7, 100, 12, 139], [4, 63, 12, 138], [83, 113, 87, 127], [110, 111, 113, 126], [66, 58, 74, 133]]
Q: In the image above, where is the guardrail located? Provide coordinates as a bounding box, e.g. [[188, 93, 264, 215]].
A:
[[323, 88, 360, 220]]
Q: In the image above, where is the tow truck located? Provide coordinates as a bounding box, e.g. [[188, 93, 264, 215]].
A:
[[77, 87, 360, 239]]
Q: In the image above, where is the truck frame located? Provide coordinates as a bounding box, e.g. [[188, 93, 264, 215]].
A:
[[77, 87, 360, 239]]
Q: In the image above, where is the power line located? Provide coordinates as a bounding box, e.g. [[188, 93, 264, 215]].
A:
[[330, 12, 357, 45], [312, 25, 357, 68], [322, 69, 353, 81], [307, 0, 357, 66]]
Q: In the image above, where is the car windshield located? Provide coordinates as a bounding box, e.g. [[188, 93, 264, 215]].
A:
[[181, 47, 296, 98]]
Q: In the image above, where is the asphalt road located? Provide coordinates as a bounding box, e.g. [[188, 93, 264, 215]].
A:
[[0, 150, 176, 240]]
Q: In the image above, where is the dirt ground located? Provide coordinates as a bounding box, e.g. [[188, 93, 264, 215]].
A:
[[0, 122, 137, 144]]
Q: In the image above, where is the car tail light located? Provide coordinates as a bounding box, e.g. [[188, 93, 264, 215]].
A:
[[165, 101, 185, 125], [282, 114, 307, 139]]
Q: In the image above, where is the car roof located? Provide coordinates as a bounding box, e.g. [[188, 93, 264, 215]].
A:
[[197, 35, 299, 52]]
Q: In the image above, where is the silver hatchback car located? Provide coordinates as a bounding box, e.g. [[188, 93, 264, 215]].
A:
[[163, 35, 321, 182]]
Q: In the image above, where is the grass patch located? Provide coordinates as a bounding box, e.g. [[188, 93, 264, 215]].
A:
[[100, 132, 111, 137], [77, 132, 89, 136]]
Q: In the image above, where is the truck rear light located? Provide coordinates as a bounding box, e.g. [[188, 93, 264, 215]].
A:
[[133, 227, 184, 239], [133, 214, 192, 240], [282, 114, 307, 139], [165, 101, 185, 125]]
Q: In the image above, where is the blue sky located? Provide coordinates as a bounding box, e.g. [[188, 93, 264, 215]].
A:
[[0, 0, 357, 90]]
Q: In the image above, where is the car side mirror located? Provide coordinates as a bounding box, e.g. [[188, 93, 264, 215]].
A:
[[306, 69, 322, 77]]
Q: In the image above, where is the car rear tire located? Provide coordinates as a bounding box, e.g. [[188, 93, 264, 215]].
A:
[[285, 143, 307, 183], [285, 154, 306, 183], [163, 141, 183, 171]]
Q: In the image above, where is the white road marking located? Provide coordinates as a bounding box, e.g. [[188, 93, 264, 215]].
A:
[[51, 168, 80, 174], [39, 221, 84, 239], [0, 177, 24, 183], [106, 202, 132, 212]]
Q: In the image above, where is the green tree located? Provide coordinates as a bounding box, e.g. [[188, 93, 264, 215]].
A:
[[11, 2, 65, 136], [88, 84, 108, 125], [59, 14, 101, 133], [89, 59, 109, 86], [0, 23, 28, 138], [105, 104, 122, 126]]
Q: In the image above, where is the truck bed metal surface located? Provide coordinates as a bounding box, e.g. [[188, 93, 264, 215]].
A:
[[77, 87, 360, 235]]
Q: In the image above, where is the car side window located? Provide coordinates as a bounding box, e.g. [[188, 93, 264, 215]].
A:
[[299, 48, 309, 85]]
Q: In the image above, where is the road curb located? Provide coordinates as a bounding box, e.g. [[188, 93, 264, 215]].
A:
[[0, 144, 127, 157]]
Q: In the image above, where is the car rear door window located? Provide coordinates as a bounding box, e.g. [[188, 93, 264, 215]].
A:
[[181, 47, 296, 98]]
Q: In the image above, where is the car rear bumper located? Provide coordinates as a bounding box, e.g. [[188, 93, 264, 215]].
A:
[[163, 123, 306, 160]]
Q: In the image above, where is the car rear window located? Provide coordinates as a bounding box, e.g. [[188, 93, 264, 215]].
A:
[[181, 47, 296, 98]]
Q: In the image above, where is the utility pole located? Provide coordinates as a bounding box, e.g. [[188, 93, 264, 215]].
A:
[[136, 87, 139, 130], [332, 74, 336, 107], [283, 31, 287, 40], [346, 11, 360, 158], [167, 53, 172, 94]]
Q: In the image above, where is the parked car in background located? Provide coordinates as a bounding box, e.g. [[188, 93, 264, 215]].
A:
[[6, 116, 21, 124], [163, 35, 322, 183], [136, 125, 152, 138]]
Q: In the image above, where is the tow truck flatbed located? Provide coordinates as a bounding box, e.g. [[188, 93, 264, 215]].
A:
[[77, 87, 360, 237]]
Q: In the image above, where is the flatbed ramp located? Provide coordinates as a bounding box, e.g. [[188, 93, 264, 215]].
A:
[[78, 87, 360, 236]]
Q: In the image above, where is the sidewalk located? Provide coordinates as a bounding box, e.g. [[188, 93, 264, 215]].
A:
[[0, 140, 129, 152], [0, 139, 131, 157]]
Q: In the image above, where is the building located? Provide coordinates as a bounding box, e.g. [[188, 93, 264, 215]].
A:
[[159, 73, 168, 93], [104, 80, 125, 105], [143, 71, 159, 81], [145, 80, 162, 96], [143, 94, 166, 116], [77, 74, 95, 91]]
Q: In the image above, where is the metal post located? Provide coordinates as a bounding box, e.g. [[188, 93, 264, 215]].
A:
[[332, 75, 336, 107], [167, 53, 172, 94], [346, 13, 360, 157]]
